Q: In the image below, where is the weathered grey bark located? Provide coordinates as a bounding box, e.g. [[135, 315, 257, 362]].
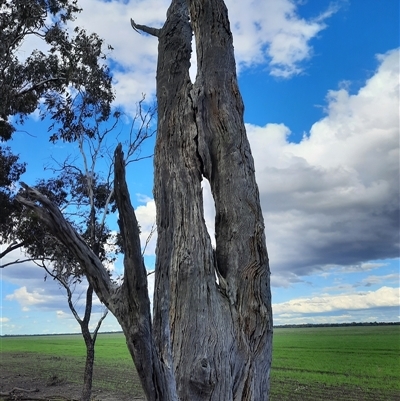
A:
[[17, 0, 272, 400], [18, 149, 178, 401], [149, 0, 273, 399]]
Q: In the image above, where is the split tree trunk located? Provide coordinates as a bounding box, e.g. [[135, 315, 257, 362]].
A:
[[17, 0, 272, 400], [151, 0, 272, 399]]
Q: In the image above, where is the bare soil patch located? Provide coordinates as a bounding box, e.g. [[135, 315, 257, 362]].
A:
[[0, 352, 144, 401], [0, 372, 145, 401], [0, 372, 146, 401]]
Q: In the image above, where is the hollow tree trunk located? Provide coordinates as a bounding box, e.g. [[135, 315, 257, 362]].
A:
[[152, 0, 273, 399], [17, 0, 272, 400]]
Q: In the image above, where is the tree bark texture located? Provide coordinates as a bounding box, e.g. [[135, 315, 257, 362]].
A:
[[81, 325, 95, 401], [80, 285, 107, 401], [151, 0, 272, 399], [17, 0, 272, 400], [18, 150, 178, 401]]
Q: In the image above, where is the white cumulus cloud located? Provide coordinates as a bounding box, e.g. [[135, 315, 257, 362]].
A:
[[227, 0, 338, 76], [273, 286, 399, 315], [135, 195, 157, 255], [242, 48, 399, 284], [6, 286, 53, 309], [70, 0, 336, 112]]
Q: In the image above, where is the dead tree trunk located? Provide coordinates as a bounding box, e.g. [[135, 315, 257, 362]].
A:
[[17, 0, 272, 400], [135, 0, 273, 398]]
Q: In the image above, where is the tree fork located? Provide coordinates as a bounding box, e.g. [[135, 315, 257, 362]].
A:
[[134, 0, 273, 398], [17, 0, 273, 399], [17, 149, 179, 401]]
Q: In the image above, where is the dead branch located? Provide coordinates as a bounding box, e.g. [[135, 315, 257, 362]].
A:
[[0, 386, 39, 396], [130, 19, 160, 37], [16, 183, 115, 308], [0, 241, 27, 260]]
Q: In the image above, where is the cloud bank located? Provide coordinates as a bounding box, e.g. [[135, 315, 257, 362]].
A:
[[244, 48, 399, 284], [273, 286, 399, 315], [272, 285, 399, 325], [121, 48, 399, 288]]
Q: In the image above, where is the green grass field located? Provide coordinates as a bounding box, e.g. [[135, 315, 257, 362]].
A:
[[271, 325, 400, 400], [1, 325, 399, 400]]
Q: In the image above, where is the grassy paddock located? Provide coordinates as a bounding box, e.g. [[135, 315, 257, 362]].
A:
[[271, 325, 399, 400], [1, 325, 399, 400]]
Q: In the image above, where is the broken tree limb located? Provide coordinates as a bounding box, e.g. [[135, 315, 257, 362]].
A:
[[16, 183, 115, 308], [0, 387, 39, 396], [112, 143, 178, 401], [15, 148, 178, 401], [130, 19, 161, 37]]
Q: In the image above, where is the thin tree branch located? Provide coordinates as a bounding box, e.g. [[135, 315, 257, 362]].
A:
[[0, 258, 34, 268], [125, 153, 154, 166], [130, 19, 161, 37], [142, 222, 156, 256], [35, 260, 83, 324], [16, 183, 115, 308], [83, 284, 93, 324], [16, 77, 65, 97], [0, 241, 27, 260], [92, 308, 108, 343]]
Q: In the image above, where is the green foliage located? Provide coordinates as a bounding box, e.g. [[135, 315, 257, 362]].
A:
[[0, 0, 114, 141], [15, 168, 119, 281], [0, 146, 26, 192], [0, 146, 25, 241], [0, 0, 116, 264]]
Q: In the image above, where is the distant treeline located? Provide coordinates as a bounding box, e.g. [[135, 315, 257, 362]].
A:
[[1, 331, 122, 337], [2, 322, 400, 337], [274, 322, 400, 329]]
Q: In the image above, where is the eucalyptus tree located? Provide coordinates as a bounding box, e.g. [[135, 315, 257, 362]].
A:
[[23, 173, 112, 401], [0, 0, 112, 140], [18, 0, 273, 400], [0, 146, 25, 259], [6, 96, 155, 401], [0, 4, 158, 400], [0, 0, 114, 259]]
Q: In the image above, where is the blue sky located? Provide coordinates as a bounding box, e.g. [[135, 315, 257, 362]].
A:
[[1, 0, 399, 335]]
